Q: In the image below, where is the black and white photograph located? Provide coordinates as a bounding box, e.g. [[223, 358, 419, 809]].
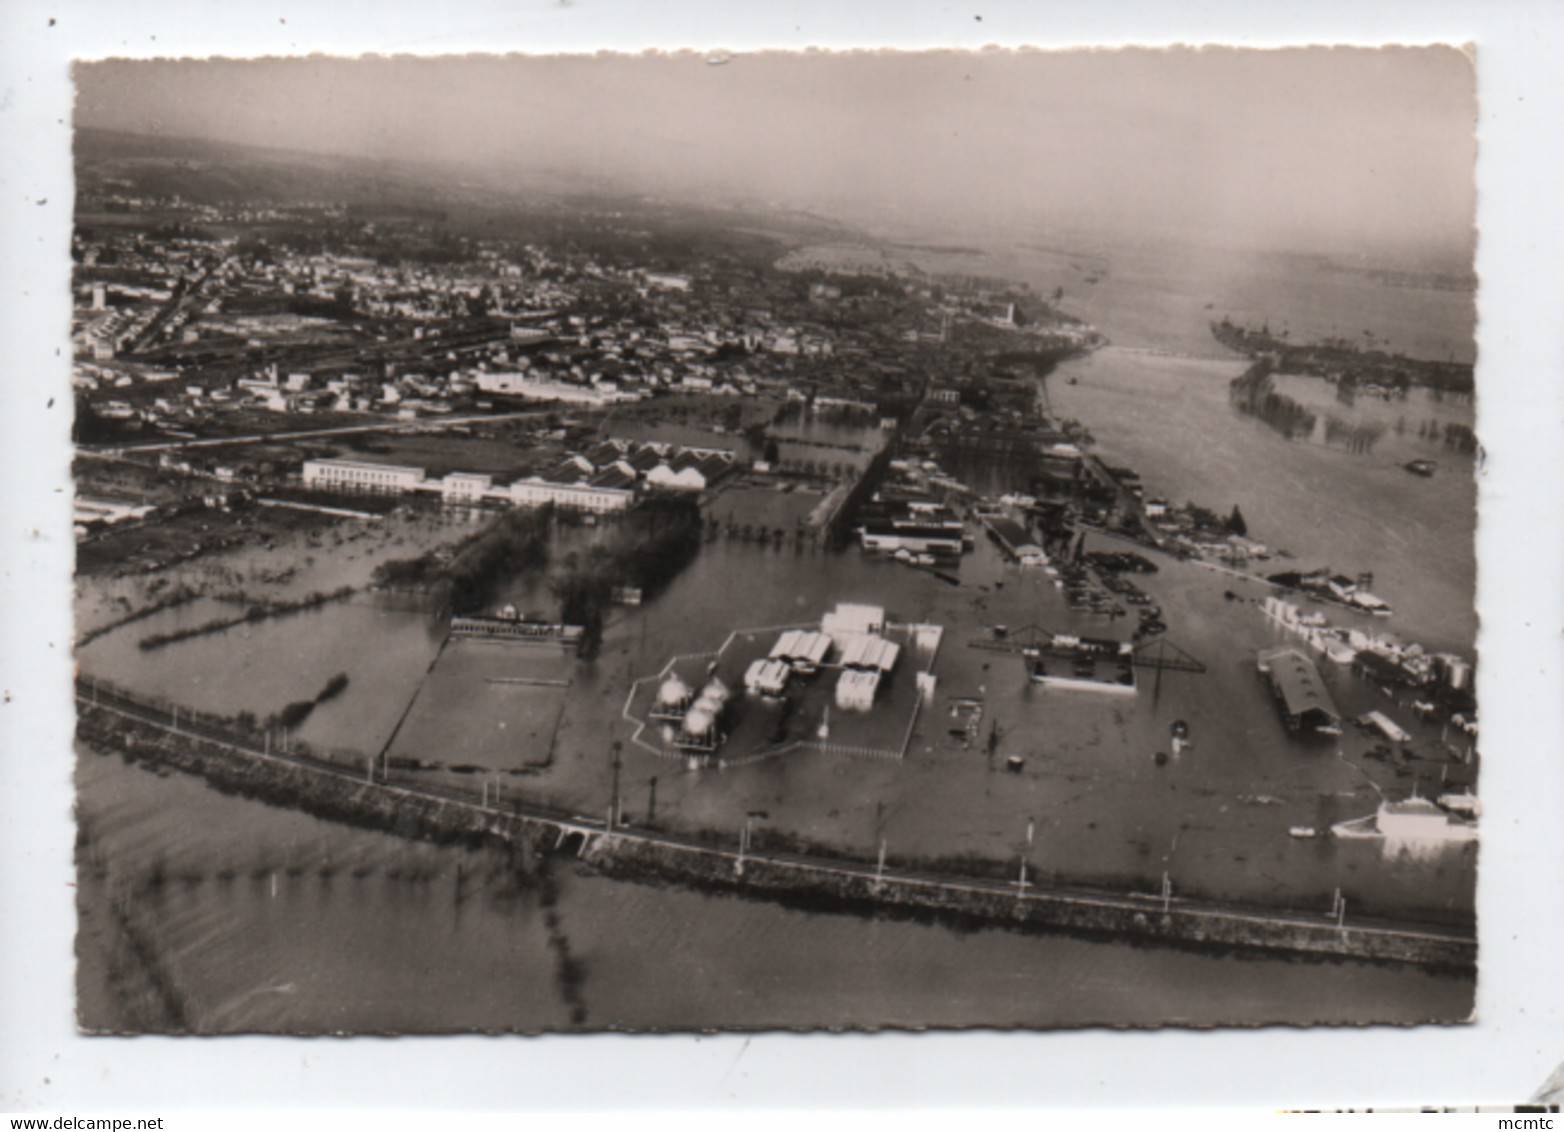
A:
[[59, 44, 1490, 1036]]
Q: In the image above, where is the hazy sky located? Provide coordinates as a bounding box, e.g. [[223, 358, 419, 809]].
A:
[[75, 47, 1476, 257]]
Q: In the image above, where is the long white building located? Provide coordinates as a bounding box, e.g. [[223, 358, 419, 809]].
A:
[[506, 476, 633, 513], [302, 449, 640, 513], [302, 458, 427, 493], [474, 372, 637, 406]]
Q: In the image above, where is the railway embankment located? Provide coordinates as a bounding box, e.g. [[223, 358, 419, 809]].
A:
[[75, 680, 1475, 975], [578, 834, 1475, 973]]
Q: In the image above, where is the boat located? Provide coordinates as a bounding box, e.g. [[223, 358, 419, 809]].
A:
[[1289, 826, 1319, 839], [1323, 640, 1358, 665], [1437, 791, 1482, 818], [1404, 459, 1437, 478]]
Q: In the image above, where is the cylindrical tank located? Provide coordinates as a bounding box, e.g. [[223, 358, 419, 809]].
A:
[[657, 674, 692, 708], [682, 707, 715, 738]]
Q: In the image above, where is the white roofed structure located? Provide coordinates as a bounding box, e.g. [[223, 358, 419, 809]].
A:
[[822, 602, 885, 643], [770, 630, 804, 660], [744, 658, 791, 697], [770, 629, 832, 669], [834, 668, 881, 711], [839, 635, 901, 673]]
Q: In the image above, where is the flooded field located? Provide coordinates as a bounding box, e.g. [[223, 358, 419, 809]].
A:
[[75, 751, 1473, 1034], [77, 514, 1477, 933]]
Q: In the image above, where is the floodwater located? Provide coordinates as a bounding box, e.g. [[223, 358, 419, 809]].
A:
[[75, 529, 1478, 1031], [75, 750, 1472, 1034], [73, 236, 1480, 1031], [869, 227, 1477, 364], [1047, 349, 1476, 655]]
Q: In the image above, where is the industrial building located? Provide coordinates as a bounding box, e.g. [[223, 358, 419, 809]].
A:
[[473, 371, 640, 406], [837, 634, 901, 674], [300, 455, 635, 512], [821, 603, 885, 641], [834, 668, 882, 711], [1256, 645, 1341, 732], [744, 658, 792, 698], [505, 475, 634, 513], [302, 458, 428, 493], [769, 629, 833, 675]]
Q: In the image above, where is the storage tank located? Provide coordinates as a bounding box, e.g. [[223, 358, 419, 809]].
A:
[[681, 706, 716, 739], [656, 674, 693, 709], [1444, 656, 1472, 691]]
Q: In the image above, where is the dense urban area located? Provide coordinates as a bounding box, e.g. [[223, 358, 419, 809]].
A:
[[71, 131, 1482, 1030]]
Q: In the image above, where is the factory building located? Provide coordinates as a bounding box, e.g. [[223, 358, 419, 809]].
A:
[[859, 516, 966, 556], [822, 603, 885, 642], [834, 668, 882, 711], [1256, 645, 1341, 732], [438, 472, 493, 503], [506, 475, 634, 513], [838, 634, 900, 673], [769, 629, 832, 675], [744, 658, 792, 698], [302, 458, 427, 494]]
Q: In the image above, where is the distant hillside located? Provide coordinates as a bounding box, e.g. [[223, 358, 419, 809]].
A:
[[73, 128, 861, 248], [74, 127, 454, 211]]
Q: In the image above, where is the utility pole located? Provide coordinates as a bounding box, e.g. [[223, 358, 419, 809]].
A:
[[1161, 871, 1172, 914], [646, 776, 657, 825], [609, 741, 622, 829], [737, 810, 768, 877]]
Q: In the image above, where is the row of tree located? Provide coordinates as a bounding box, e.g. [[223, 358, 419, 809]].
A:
[[1229, 359, 1318, 441], [551, 496, 705, 660], [371, 505, 553, 614]]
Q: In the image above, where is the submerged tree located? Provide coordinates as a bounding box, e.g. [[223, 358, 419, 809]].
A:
[[1226, 505, 1248, 538]]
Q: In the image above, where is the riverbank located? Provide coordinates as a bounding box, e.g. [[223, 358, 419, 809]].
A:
[[1048, 348, 1476, 655]]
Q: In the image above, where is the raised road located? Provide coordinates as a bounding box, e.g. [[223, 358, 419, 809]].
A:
[[75, 672, 1475, 971]]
